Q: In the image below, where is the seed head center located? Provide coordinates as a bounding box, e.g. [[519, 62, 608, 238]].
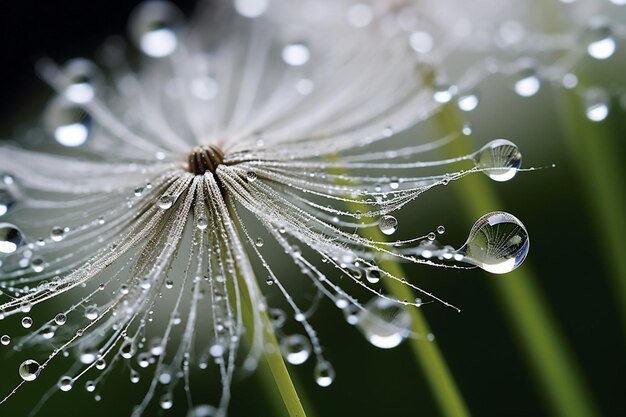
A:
[[188, 145, 225, 175]]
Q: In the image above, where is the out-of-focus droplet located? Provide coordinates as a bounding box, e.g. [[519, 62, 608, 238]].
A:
[[0, 189, 16, 216], [51, 226, 66, 242], [45, 99, 92, 147], [356, 298, 411, 349], [457, 93, 480, 112], [584, 87, 610, 122], [129, 1, 183, 58], [433, 83, 456, 103], [282, 42, 310, 66], [62, 58, 100, 104], [457, 211, 529, 274], [347, 3, 373, 28], [280, 334, 312, 365], [187, 404, 217, 417], [158, 195, 174, 209], [314, 361, 335, 387], [378, 215, 398, 235], [160, 392, 174, 410], [58, 376, 74, 392], [365, 267, 381, 284], [234, 0, 268, 18], [473, 139, 522, 182], [584, 23, 616, 60], [409, 31, 434, 54], [0, 223, 23, 255], [514, 68, 541, 97]]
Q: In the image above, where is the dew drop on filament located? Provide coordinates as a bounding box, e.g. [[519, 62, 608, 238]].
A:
[[129, 1, 182, 58], [45, 99, 92, 147], [62, 58, 99, 104], [280, 334, 312, 365], [0, 223, 25, 254], [473, 139, 522, 182], [314, 361, 335, 387], [19, 359, 41, 381], [457, 211, 529, 274], [356, 298, 411, 349], [378, 215, 398, 235]]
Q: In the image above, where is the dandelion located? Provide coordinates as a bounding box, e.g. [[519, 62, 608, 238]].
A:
[[1, 0, 619, 415]]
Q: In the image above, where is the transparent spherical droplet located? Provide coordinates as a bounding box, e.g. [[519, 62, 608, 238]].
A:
[[95, 358, 106, 370], [280, 334, 311, 365], [158, 195, 174, 209], [378, 215, 398, 235], [54, 313, 67, 326], [427, 232, 436, 241], [282, 42, 310, 66], [85, 380, 96, 392], [130, 370, 140, 383], [50, 226, 66, 242], [197, 215, 208, 230], [0, 223, 25, 254], [187, 404, 217, 417], [41, 326, 55, 339], [31, 257, 45, 273], [21, 316, 33, 328], [84, 306, 99, 321], [437, 225, 446, 234], [62, 58, 100, 104], [1, 335, 10, 346], [80, 347, 98, 364], [584, 24, 616, 60], [458, 211, 529, 274], [514, 69, 541, 97], [433, 83, 456, 103], [120, 340, 136, 359], [129, 1, 183, 58], [314, 361, 335, 387], [160, 392, 174, 409], [58, 376, 74, 392], [584, 88, 610, 122], [457, 93, 480, 112], [474, 139, 522, 182], [45, 99, 92, 147], [234, 0, 268, 18], [245, 171, 257, 182], [0, 189, 16, 216], [365, 267, 381, 284], [356, 298, 411, 349], [255, 237, 264, 247], [19, 359, 41, 381]]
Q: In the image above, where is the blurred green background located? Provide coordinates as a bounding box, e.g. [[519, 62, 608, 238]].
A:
[[1, 1, 625, 416]]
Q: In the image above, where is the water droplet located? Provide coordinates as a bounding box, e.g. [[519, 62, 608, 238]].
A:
[[365, 267, 381, 284], [85, 380, 96, 392], [58, 376, 74, 392], [95, 358, 106, 370], [314, 361, 335, 387], [246, 171, 257, 182], [280, 334, 311, 365], [130, 370, 140, 383], [62, 58, 99, 104], [1, 335, 10, 346], [21, 316, 33, 328], [197, 215, 208, 230], [269, 308, 286, 328], [0, 223, 25, 254], [473, 139, 522, 182], [187, 404, 217, 417], [158, 195, 174, 209], [50, 226, 66, 242], [433, 83, 456, 103], [160, 392, 174, 409], [54, 313, 67, 326], [458, 211, 529, 274], [514, 69, 541, 97], [42, 326, 55, 339], [84, 306, 99, 321], [234, 0, 268, 18], [31, 257, 45, 272], [378, 215, 398, 235], [129, 1, 182, 58], [437, 225, 446, 234], [457, 93, 480, 112], [584, 88, 610, 122], [356, 298, 411, 349], [120, 340, 136, 359], [347, 3, 373, 28], [255, 237, 264, 247], [19, 359, 41, 381], [0, 189, 16, 216], [282, 42, 310, 66], [427, 232, 436, 241], [45, 99, 92, 147], [584, 23, 616, 60]]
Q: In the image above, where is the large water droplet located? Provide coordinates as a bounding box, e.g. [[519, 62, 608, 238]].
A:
[[280, 334, 311, 365], [19, 359, 41, 381], [458, 211, 529, 274], [0, 223, 25, 254], [58, 376, 74, 392], [356, 298, 411, 349], [282, 42, 310, 66], [129, 1, 182, 58], [365, 267, 381, 284], [473, 139, 522, 182], [584, 23, 616, 60], [378, 215, 398, 235], [62, 58, 99, 104], [45, 99, 92, 147], [514, 68, 540, 97], [584, 88, 610, 122], [314, 361, 335, 387]]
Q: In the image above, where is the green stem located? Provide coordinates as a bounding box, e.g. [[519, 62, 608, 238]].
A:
[[557, 88, 626, 336], [439, 105, 600, 417]]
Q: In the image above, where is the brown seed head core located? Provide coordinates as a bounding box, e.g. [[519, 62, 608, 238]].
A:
[[188, 145, 225, 175]]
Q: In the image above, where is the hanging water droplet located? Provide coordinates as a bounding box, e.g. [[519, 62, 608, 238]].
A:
[[356, 298, 411, 349], [280, 334, 312, 365], [41, 326, 55, 339], [54, 313, 67, 326], [19, 359, 41, 381], [234, 0, 268, 18], [120, 340, 136, 359], [129, 1, 182, 58], [160, 392, 174, 409], [584, 88, 610, 122], [22, 316, 33, 328], [473, 139, 522, 182], [255, 237, 264, 247], [45, 99, 92, 147], [58, 376, 74, 392], [314, 361, 335, 387], [282, 42, 310, 66], [457, 93, 480, 112], [84, 306, 99, 321], [158, 195, 174, 209], [0, 223, 25, 254], [514, 68, 541, 97], [1, 335, 10, 346], [378, 215, 398, 235], [365, 267, 381, 284], [457, 211, 529, 274], [584, 23, 616, 60], [0, 189, 16, 216], [62, 58, 99, 104]]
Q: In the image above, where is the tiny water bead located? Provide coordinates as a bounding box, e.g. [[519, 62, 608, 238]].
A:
[[45, 99, 92, 147], [314, 361, 335, 387], [458, 211, 529, 274], [50, 226, 66, 242], [54, 313, 67, 325], [473, 139, 522, 182], [31, 257, 45, 273], [437, 225, 446, 234], [1, 335, 10, 346], [197, 215, 208, 230], [0, 188, 16, 216], [158, 195, 174, 209], [282, 42, 311, 66], [280, 334, 311, 365], [245, 171, 257, 182], [160, 393, 174, 410], [58, 376, 74, 392], [378, 215, 398, 235], [22, 316, 33, 329], [19, 359, 41, 382], [85, 306, 99, 320], [129, 1, 182, 58], [356, 298, 411, 349], [0, 223, 25, 254], [255, 237, 264, 247]]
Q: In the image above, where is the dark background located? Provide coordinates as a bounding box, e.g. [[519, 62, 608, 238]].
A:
[[1, 1, 625, 417]]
